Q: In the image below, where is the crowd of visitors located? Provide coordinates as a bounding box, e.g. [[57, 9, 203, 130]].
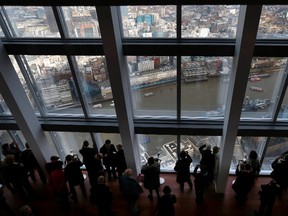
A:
[[0, 139, 287, 216]]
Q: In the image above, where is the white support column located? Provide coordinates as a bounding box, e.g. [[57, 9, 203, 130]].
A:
[[0, 41, 56, 176], [216, 5, 262, 193], [96, 6, 141, 175]]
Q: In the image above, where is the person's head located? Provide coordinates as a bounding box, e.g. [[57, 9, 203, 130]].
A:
[[213, 146, 220, 154], [95, 153, 103, 160], [83, 140, 89, 147], [105, 139, 111, 146], [50, 155, 59, 162], [148, 157, 155, 165], [65, 155, 73, 163], [206, 144, 212, 151], [25, 143, 30, 149], [98, 175, 106, 184], [116, 144, 123, 151], [163, 185, 171, 195], [4, 154, 15, 165], [18, 205, 33, 216], [55, 160, 63, 169], [249, 150, 258, 160], [1, 143, 9, 151], [124, 168, 133, 177], [180, 150, 187, 159]]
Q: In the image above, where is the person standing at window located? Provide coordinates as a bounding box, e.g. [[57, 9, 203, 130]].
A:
[[141, 157, 160, 200], [174, 150, 193, 192], [155, 185, 177, 216], [100, 139, 117, 181], [115, 144, 127, 178], [79, 140, 97, 186]]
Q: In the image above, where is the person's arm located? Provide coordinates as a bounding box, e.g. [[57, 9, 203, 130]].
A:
[[199, 144, 206, 153]]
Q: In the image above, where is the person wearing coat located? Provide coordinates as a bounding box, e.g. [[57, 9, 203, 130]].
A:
[[174, 150, 193, 192], [100, 139, 117, 181], [141, 157, 160, 200]]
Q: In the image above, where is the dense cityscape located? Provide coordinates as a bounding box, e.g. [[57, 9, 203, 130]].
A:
[[1, 5, 288, 171]]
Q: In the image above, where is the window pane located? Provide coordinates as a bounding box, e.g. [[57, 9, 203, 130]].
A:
[[0, 26, 4, 37], [262, 137, 288, 173], [4, 6, 60, 38], [182, 5, 239, 38], [0, 94, 11, 116], [257, 6, 288, 39], [74, 56, 115, 116], [180, 135, 221, 170], [181, 56, 232, 119], [23, 55, 83, 116], [230, 136, 266, 173], [128, 56, 177, 118], [62, 6, 101, 38], [138, 134, 176, 171], [241, 57, 287, 119], [121, 6, 176, 38]]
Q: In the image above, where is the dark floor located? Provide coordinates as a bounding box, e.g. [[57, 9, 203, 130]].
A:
[[1, 172, 288, 216]]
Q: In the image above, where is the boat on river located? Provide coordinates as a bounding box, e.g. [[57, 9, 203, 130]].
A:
[[249, 86, 263, 92], [144, 92, 154, 97], [249, 77, 261, 82]]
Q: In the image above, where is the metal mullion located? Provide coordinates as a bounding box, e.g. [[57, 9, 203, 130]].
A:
[[66, 56, 89, 118], [51, 6, 67, 39], [272, 60, 288, 122], [0, 6, 14, 38], [14, 55, 46, 116], [176, 5, 182, 121], [258, 136, 271, 171]]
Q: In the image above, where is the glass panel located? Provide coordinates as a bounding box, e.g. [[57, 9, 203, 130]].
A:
[[262, 137, 288, 174], [257, 6, 288, 39], [128, 56, 177, 118], [181, 56, 232, 119], [4, 6, 60, 38], [9, 55, 38, 114], [241, 57, 287, 119], [121, 6, 176, 38], [181, 135, 221, 170], [182, 5, 239, 38], [230, 136, 266, 173], [10, 130, 26, 150], [0, 26, 4, 37], [62, 6, 101, 38], [138, 134, 177, 171], [0, 94, 11, 116], [53, 132, 93, 162], [74, 56, 116, 116], [22, 55, 83, 116]]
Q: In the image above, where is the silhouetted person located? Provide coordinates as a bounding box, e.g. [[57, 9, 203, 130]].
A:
[[119, 169, 143, 216], [64, 154, 86, 202], [232, 161, 254, 203], [199, 144, 215, 184], [2, 154, 33, 199], [20, 143, 46, 184], [212, 146, 220, 182], [255, 179, 280, 216], [141, 157, 160, 200], [193, 164, 209, 203], [115, 144, 127, 178], [90, 175, 112, 216], [156, 185, 176, 216], [49, 160, 70, 209], [88, 153, 105, 187], [174, 150, 193, 192], [248, 150, 260, 177], [45, 156, 61, 176], [100, 140, 117, 181], [0, 186, 16, 216], [79, 140, 97, 186], [270, 154, 288, 195]]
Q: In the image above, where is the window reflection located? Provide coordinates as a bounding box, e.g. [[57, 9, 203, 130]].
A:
[[4, 6, 60, 38], [241, 58, 287, 119], [74, 56, 115, 116], [121, 6, 176, 38], [257, 5, 288, 39], [181, 56, 232, 119], [128, 56, 177, 118], [182, 5, 239, 38], [62, 6, 101, 38]]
